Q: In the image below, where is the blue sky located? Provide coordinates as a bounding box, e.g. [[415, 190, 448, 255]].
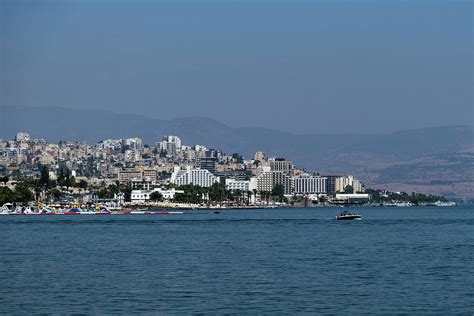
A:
[[1, 0, 472, 133]]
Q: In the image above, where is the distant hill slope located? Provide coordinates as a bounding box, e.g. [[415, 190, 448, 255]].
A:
[[1, 106, 473, 197]]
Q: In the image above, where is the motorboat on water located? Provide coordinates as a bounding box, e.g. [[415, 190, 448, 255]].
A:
[[0, 203, 16, 215], [432, 201, 456, 207], [1, 203, 35, 214], [336, 210, 362, 220]]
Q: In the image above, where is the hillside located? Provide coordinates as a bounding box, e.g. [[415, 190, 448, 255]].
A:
[[1, 106, 472, 197]]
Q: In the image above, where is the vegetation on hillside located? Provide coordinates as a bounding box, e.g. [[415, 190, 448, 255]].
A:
[[366, 189, 447, 204]]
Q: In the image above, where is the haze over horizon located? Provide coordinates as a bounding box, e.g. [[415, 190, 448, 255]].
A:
[[1, 0, 472, 134]]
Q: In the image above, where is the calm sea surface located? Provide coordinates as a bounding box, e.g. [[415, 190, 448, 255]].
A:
[[1, 206, 473, 314]]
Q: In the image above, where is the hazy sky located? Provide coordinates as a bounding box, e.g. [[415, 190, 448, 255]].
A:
[[1, 0, 472, 134]]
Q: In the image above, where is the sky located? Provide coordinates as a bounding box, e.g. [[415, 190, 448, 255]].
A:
[[1, 0, 472, 134]]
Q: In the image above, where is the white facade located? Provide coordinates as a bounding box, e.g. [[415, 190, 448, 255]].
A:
[[15, 132, 31, 142], [269, 158, 293, 173], [100, 139, 122, 150], [225, 178, 257, 192], [335, 175, 364, 193], [158, 135, 182, 158], [171, 166, 219, 187], [125, 137, 143, 150], [334, 193, 370, 203], [131, 188, 184, 202], [293, 176, 327, 194]]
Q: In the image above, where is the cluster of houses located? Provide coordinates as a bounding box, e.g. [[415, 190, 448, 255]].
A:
[[0, 132, 369, 205]]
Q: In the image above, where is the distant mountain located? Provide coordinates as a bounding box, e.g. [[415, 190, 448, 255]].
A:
[[1, 106, 473, 197]]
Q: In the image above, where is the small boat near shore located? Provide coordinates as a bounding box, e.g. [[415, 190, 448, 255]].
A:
[[336, 210, 362, 220]]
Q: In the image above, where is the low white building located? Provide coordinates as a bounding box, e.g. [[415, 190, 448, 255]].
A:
[[131, 188, 184, 202], [334, 193, 370, 204], [225, 178, 258, 203], [225, 178, 257, 192]]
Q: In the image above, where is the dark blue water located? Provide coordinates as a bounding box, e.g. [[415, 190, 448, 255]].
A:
[[1, 207, 473, 314]]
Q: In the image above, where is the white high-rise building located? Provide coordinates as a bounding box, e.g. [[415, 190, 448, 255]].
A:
[[257, 171, 293, 195], [335, 175, 364, 193], [171, 166, 219, 187], [268, 158, 293, 173], [124, 137, 143, 150], [293, 176, 327, 194], [15, 132, 31, 142], [158, 135, 182, 158]]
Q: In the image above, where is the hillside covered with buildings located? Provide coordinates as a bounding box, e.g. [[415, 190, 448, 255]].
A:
[[0, 131, 452, 208]]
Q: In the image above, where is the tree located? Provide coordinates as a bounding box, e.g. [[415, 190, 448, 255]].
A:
[[344, 185, 354, 194], [49, 188, 62, 200], [173, 184, 204, 204], [234, 189, 242, 204], [246, 190, 252, 205], [33, 185, 42, 201], [149, 191, 163, 202], [260, 190, 270, 205], [13, 182, 34, 203], [78, 180, 88, 189], [1, 176, 9, 185], [209, 182, 227, 204], [0, 187, 14, 205], [272, 184, 285, 202], [39, 165, 50, 188]]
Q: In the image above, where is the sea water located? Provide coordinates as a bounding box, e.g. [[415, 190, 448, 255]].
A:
[[1, 206, 473, 314]]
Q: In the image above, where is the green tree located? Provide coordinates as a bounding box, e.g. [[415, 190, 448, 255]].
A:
[[234, 189, 242, 204], [149, 191, 163, 202], [246, 190, 252, 205], [39, 165, 50, 188], [1, 176, 9, 185], [13, 182, 34, 203], [33, 185, 42, 201], [260, 190, 270, 205], [0, 187, 14, 205], [344, 185, 354, 194], [78, 180, 88, 189], [173, 184, 204, 204], [272, 184, 285, 202], [209, 182, 227, 204], [49, 188, 62, 200]]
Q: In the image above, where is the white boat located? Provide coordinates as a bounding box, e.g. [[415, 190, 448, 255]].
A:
[[336, 210, 362, 220], [395, 202, 413, 207], [385, 201, 413, 207], [0, 203, 15, 215], [433, 201, 456, 207]]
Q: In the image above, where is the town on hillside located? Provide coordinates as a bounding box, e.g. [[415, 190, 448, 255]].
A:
[[0, 132, 450, 212]]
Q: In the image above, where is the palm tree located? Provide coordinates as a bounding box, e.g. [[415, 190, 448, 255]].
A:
[[246, 190, 252, 206], [234, 189, 242, 205]]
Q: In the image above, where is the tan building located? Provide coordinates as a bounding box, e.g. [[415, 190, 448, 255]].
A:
[[118, 170, 143, 183], [257, 171, 293, 195]]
